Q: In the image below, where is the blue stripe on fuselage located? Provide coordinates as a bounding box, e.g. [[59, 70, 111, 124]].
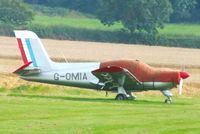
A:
[[25, 38, 38, 67]]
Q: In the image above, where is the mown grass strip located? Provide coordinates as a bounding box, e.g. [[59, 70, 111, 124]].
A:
[[0, 85, 200, 134]]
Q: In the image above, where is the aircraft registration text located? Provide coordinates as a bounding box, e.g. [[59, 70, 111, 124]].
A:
[[54, 72, 88, 81]]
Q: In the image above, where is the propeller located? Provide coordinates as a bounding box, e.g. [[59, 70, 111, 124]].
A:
[[178, 62, 185, 96], [178, 71, 190, 95], [178, 78, 183, 95]]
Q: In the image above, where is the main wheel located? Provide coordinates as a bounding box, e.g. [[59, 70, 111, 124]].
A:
[[127, 92, 136, 100], [115, 94, 128, 100], [129, 96, 136, 100], [165, 99, 172, 104], [115, 94, 127, 100]]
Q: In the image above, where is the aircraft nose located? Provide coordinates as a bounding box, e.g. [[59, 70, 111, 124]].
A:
[[180, 71, 190, 79]]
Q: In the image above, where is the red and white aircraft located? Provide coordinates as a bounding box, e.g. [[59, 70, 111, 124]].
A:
[[13, 31, 190, 103]]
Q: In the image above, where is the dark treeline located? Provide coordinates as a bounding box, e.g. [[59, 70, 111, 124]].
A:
[[24, 0, 200, 23], [169, 0, 200, 22]]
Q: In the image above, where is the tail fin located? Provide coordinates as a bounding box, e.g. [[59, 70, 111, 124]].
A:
[[14, 30, 53, 71]]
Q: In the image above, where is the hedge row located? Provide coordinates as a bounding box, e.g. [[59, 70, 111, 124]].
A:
[[0, 23, 14, 36], [0, 23, 200, 48]]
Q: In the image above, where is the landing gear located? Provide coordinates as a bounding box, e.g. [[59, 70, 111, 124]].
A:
[[165, 98, 172, 104], [161, 90, 173, 104], [115, 76, 135, 101], [115, 86, 136, 100], [127, 92, 137, 100], [115, 93, 136, 100], [115, 94, 128, 100]]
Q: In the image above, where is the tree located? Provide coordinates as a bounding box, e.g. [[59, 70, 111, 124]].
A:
[[0, 0, 34, 25], [96, 0, 172, 34], [190, 0, 200, 22], [169, 0, 197, 22]]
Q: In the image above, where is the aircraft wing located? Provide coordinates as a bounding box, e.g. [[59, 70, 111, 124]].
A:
[[92, 66, 141, 90]]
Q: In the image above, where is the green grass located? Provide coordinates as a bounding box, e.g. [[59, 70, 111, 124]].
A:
[[32, 16, 123, 31], [159, 24, 200, 38], [32, 16, 200, 37], [0, 85, 200, 134]]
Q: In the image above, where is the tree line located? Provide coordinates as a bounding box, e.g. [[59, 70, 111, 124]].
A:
[[1, 0, 200, 48], [1, 0, 200, 34], [23, 0, 200, 34], [24, 0, 200, 23]]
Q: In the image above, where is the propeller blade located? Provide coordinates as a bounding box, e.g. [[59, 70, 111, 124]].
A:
[[179, 78, 183, 95]]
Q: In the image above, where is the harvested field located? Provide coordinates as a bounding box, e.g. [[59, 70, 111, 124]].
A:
[[1, 36, 200, 67], [0, 36, 199, 95]]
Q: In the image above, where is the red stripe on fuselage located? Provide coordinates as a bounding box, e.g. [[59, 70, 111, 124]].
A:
[[17, 38, 28, 64]]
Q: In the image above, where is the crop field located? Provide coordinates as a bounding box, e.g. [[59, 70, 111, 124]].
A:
[[0, 36, 200, 133], [32, 16, 123, 31], [32, 15, 200, 37]]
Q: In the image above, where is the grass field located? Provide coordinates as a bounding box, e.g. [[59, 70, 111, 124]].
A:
[[0, 85, 200, 134], [32, 16, 123, 31], [32, 16, 200, 37], [159, 24, 200, 37]]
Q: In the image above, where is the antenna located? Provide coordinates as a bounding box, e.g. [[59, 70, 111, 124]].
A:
[[180, 57, 185, 71], [60, 50, 68, 63]]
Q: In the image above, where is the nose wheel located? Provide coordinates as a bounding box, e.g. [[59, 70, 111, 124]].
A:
[[161, 90, 173, 104], [165, 98, 172, 104]]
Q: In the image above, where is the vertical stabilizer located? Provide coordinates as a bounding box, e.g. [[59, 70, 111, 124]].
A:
[[14, 30, 53, 71]]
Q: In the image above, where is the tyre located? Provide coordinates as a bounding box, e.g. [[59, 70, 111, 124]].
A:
[[115, 94, 128, 100], [127, 92, 136, 100], [165, 99, 171, 104]]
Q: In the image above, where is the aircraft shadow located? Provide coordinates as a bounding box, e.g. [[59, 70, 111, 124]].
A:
[[7, 93, 176, 105]]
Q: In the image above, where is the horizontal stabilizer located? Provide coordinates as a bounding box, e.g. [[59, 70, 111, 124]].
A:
[[13, 61, 40, 75]]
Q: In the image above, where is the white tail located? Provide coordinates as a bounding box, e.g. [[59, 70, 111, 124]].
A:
[[14, 30, 53, 71]]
